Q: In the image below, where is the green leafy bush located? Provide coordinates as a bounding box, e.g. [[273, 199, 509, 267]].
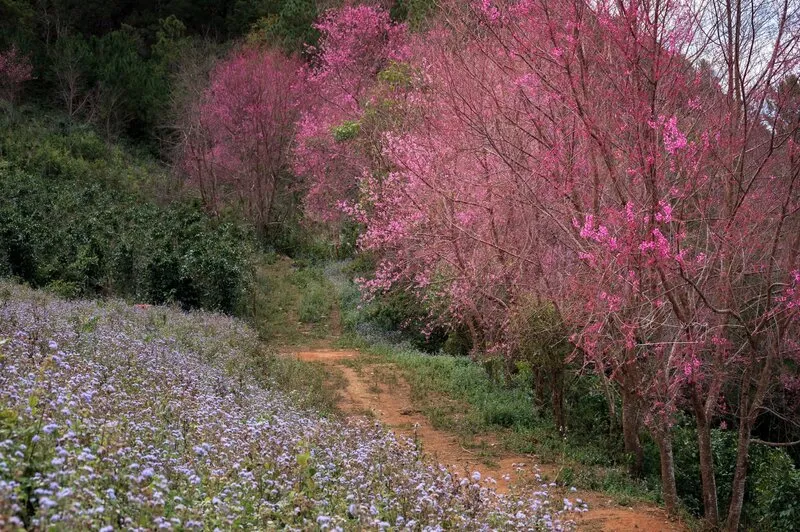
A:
[[46, 30, 172, 140], [294, 268, 334, 323], [331, 119, 361, 142], [389, 0, 437, 31], [747, 443, 800, 530], [673, 425, 800, 529], [243, 0, 320, 54], [0, 113, 253, 313]]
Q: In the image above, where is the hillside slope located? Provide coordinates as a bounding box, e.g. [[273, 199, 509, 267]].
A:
[[0, 283, 576, 530]]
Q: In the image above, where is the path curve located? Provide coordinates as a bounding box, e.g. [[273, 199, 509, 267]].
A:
[[293, 348, 683, 532]]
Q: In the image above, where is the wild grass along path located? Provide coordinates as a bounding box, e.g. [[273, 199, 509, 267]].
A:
[[289, 347, 683, 532]]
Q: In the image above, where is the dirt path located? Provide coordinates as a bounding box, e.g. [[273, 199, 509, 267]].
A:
[[293, 348, 683, 532]]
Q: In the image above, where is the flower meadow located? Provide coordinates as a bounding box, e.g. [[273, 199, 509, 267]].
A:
[[0, 283, 577, 530]]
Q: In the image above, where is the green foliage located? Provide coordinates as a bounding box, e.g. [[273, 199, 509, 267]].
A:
[[88, 29, 171, 137], [228, 0, 278, 35], [442, 325, 472, 356], [337, 259, 448, 352], [390, 0, 437, 31], [0, 1, 35, 45], [561, 374, 615, 445], [43, 279, 81, 299], [268, 0, 319, 51], [0, 112, 163, 193], [747, 443, 800, 530], [673, 425, 800, 529], [294, 268, 334, 323], [359, 288, 448, 352], [243, 0, 319, 53], [0, 112, 254, 313], [244, 256, 339, 345], [513, 302, 569, 364], [236, 343, 343, 414], [151, 15, 189, 68], [559, 465, 660, 502], [377, 61, 415, 89], [262, 198, 345, 261], [331, 120, 361, 142], [0, 0, 322, 145], [335, 220, 361, 258], [371, 347, 539, 430], [45, 28, 173, 141]]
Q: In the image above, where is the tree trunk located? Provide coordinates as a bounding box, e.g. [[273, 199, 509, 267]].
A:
[[551, 366, 565, 435], [621, 389, 644, 477], [534, 367, 546, 408], [727, 345, 775, 531], [692, 386, 719, 527], [725, 418, 751, 532], [656, 431, 680, 515]]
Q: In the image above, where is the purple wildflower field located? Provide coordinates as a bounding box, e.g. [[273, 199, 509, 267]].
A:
[[0, 283, 576, 530]]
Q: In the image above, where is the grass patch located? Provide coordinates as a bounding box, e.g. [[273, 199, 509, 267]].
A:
[[356, 342, 538, 432], [336, 334, 660, 504], [250, 351, 345, 415], [244, 255, 339, 346], [328, 263, 662, 503], [294, 268, 334, 324]]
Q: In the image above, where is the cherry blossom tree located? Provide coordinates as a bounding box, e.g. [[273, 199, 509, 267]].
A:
[[337, 1, 799, 527], [293, 4, 409, 229], [0, 45, 32, 106], [179, 46, 303, 235]]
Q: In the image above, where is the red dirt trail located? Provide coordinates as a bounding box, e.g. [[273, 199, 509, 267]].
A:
[[294, 348, 683, 532]]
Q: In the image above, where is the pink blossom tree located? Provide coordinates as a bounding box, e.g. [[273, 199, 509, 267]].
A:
[[179, 46, 303, 235], [0, 45, 33, 106], [342, 1, 799, 527], [293, 5, 409, 230]]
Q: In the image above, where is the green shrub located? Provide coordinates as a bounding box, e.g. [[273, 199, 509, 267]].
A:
[[43, 279, 81, 299], [348, 282, 448, 352], [0, 114, 254, 313], [390, 0, 437, 31], [481, 397, 527, 428], [673, 425, 800, 529], [747, 444, 800, 530], [243, 0, 320, 54], [47, 30, 172, 140], [378, 61, 416, 89], [298, 282, 332, 323], [331, 120, 361, 142], [442, 326, 472, 356]]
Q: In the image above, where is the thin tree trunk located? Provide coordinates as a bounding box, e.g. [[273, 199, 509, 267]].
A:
[[727, 345, 776, 531], [551, 366, 565, 435], [692, 386, 719, 527], [621, 388, 644, 477], [725, 417, 751, 532], [656, 431, 680, 515]]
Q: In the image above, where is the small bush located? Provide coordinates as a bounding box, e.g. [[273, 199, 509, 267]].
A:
[[481, 398, 525, 428], [331, 119, 360, 141], [747, 444, 800, 530]]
